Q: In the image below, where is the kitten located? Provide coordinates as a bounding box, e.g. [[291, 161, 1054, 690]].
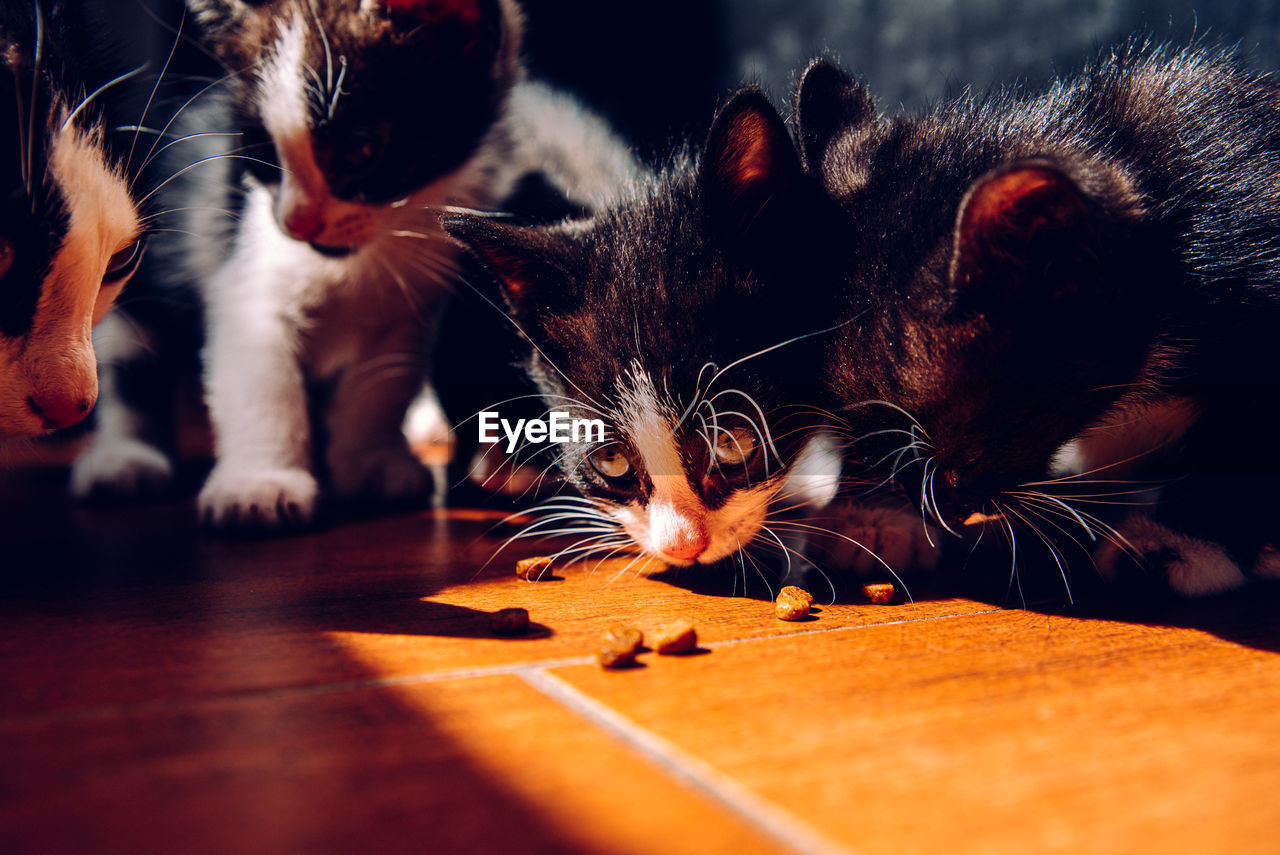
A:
[[0, 1, 144, 438], [72, 0, 586, 527], [797, 44, 1280, 597], [442, 89, 842, 569]]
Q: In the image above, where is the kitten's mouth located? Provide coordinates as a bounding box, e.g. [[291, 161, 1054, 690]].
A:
[[962, 511, 1005, 526], [309, 242, 357, 259]]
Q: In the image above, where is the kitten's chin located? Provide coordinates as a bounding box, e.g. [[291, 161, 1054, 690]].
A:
[[309, 242, 358, 259]]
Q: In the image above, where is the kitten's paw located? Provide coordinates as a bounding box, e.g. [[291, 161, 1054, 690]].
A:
[[71, 438, 173, 501], [827, 502, 942, 577], [198, 465, 318, 531], [330, 445, 433, 502], [1093, 515, 1247, 598]]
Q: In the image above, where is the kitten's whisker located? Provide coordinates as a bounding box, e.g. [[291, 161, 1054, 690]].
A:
[[1003, 504, 1074, 604], [64, 64, 148, 131], [127, 7, 186, 178], [766, 520, 915, 603], [996, 507, 1026, 609]]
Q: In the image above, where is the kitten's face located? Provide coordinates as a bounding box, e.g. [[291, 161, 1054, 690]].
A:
[[189, 0, 519, 255], [446, 92, 836, 565], [798, 61, 1152, 525], [0, 6, 144, 437]]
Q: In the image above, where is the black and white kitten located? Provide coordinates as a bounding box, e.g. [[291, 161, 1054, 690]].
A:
[[72, 0, 636, 525], [798, 45, 1280, 597], [443, 90, 842, 568], [1, 1, 144, 438]]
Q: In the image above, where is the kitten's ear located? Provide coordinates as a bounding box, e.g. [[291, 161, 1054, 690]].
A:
[[796, 59, 875, 172], [949, 160, 1101, 312], [440, 214, 572, 317], [701, 88, 805, 247]]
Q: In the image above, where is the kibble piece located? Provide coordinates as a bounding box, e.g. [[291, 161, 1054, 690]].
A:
[[598, 623, 644, 669], [489, 607, 530, 635], [862, 582, 895, 604], [516, 555, 554, 581], [652, 620, 698, 654], [775, 592, 811, 621], [778, 585, 813, 606]]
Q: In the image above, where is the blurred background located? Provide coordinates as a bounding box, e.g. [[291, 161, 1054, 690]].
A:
[[125, 0, 1280, 157]]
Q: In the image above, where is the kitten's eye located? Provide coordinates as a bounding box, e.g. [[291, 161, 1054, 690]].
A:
[[589, 446, 633, 480], [335, 128, 385, 173], [714, 428, 757, 467], [103, 237, 145, 285], [0, 237, 14, 280]]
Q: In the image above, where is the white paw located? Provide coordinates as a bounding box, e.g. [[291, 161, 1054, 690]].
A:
[[71, 438, 173, 500], [826, 501, 941, 577], [402, 386, 450, 449], [198, 465, 318, 530], [329, 445, 433, 501], [1093, 515, 1247, 597]]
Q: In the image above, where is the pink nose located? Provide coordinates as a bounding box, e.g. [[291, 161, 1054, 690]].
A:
[[662, 532, 710, 562], [28, 392, 94, 431], [282, 207, 324, 242]]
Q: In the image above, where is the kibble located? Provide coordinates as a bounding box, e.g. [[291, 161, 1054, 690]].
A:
[[515, 555, 554, 581], [651, 620, 698, 654], [778, 585, 814, 606], [775, 590, 811, 621], [489, 607, 530, 635], [598, 624, 644, 669], [862, 582, 895, 604]]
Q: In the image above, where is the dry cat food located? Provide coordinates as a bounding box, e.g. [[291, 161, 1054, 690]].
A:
[[778, 586, 814, 606], [651, 620, 698, 654], [598, 624, 644, 669], [862, 582, 895, 604], [489, 607, 530, 635], [775, 587, 812, 621], [515, 555, 554, 581]]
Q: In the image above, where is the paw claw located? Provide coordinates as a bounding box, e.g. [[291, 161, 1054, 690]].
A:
[[198, 465, 318, 532]]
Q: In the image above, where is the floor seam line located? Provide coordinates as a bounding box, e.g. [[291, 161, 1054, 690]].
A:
[[518, 667, 863, 855], [0, 607, 1003, 727]]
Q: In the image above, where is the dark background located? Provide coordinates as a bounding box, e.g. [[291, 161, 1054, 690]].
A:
[[126, 0, 1280, 158]]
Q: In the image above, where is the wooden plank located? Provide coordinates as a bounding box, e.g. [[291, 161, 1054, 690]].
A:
[[0, 674, 794, 855], [550, 605, 1280, 855]]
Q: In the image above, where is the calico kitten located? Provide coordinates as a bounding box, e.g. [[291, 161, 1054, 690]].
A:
[[443, 89, 841, 568], [797, 44, 1280, 597], [0, 1, 144, 438]]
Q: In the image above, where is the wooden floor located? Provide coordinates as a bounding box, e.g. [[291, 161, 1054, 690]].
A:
[[2, 443, 1279, 855]]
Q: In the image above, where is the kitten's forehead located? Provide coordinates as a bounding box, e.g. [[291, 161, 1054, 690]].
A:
[[614, 363, 685, 480]]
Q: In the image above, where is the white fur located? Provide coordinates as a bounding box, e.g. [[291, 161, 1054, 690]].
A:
[[0, 121, 140, 437], [605, 364, 789, 565], [196, 8, 522, 527]]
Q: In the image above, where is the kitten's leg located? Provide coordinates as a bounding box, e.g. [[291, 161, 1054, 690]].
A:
[[325, 324, 434, 503], [71, 312, 174, 500], [824, 498, 942, 579], [1092, 514, 1248, 597], [198, 268, 317, 530]]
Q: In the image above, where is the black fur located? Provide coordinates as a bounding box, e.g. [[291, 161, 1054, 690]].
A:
[[799, 43, 1280, 588], [443, 89, 838, 526]]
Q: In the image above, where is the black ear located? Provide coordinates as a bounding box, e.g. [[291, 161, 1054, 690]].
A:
[[949, 160, 1102, 312], [701, 88, 805, 247], [440, 214, 572, 317], [796, 59, 875, 173]]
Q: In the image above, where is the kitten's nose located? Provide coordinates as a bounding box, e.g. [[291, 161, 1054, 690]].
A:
[[661, 530, 709, 562], [282, 206, 324, 242], [28, 392, 94, 431]]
